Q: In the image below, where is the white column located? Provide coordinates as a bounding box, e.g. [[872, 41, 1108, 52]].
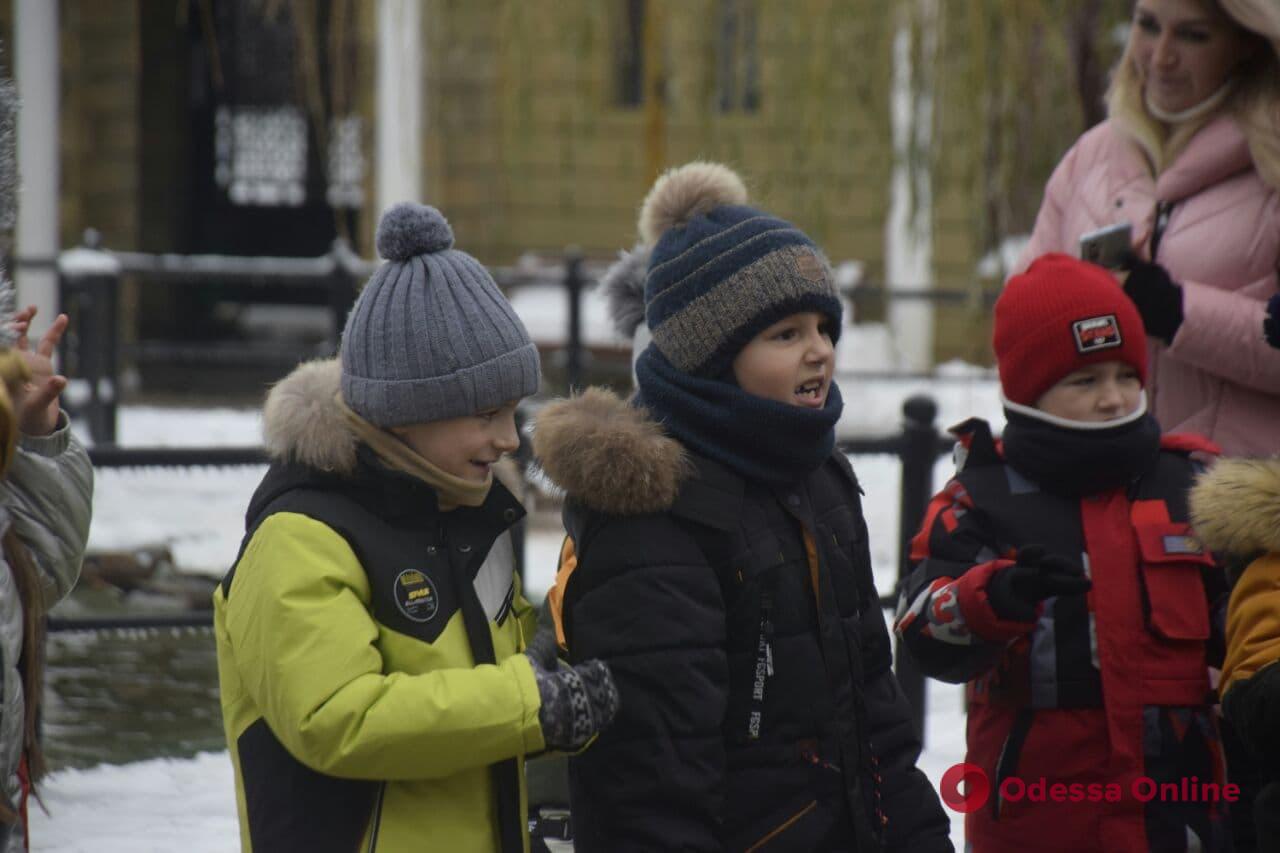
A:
[[13, 0, 60, 324], [376, 0, 424, 241], [884, 0, 937, 373]]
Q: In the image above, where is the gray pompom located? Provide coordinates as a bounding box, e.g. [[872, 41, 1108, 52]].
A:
[[599, 243, 650, 338], [375, 202, 454, 261]]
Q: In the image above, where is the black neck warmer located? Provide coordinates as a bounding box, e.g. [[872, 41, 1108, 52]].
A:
[[634, 344, 843, 488], [1000, 405, 1162, 498]]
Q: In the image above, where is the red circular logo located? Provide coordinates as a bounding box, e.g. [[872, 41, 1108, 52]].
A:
[[940, 763, 991, 813]]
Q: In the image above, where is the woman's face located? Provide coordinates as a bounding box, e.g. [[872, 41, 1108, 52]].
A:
[[1131, 0, 1254, 114]]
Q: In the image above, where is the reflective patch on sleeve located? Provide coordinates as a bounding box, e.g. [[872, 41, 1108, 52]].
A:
[[895, 577, 973, 646]]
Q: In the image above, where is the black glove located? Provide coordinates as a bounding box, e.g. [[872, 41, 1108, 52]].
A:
[[1122, 259, 1184, 344], [987, 545, 1092, 623], [1265, 293, 1280, 349], [527, 654, 620, 752]]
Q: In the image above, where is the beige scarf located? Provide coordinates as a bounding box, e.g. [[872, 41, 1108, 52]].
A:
[[336, 394, 492, 510]]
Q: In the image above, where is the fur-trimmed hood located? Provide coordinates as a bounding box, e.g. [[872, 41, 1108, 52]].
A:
[[262, 358, 360, 475], [532, 387, 688, 515], [1190, 457, 1280, 555]]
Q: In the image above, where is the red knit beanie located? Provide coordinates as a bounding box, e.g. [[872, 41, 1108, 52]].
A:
[[995, 253, 1148, 406]]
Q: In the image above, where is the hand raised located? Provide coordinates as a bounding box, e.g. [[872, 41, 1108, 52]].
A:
[[10, 305, 69, 436]]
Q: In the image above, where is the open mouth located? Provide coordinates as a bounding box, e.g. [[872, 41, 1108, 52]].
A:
[[794, 378, 825, 406]]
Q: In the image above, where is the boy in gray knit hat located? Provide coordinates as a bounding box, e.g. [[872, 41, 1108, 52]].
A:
[[213, 202, 617, 853]]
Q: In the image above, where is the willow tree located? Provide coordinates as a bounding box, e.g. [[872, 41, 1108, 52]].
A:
[[920, 0, 1132, 277]]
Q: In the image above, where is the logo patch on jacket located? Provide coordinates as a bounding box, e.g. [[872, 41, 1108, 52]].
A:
[[1072, 315, 1122, 354], [393, 569, 439, 622], [1162, 534, 1204, 556]]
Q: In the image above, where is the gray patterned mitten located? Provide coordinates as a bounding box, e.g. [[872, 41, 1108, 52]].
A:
[[527, 656, 620, 752]]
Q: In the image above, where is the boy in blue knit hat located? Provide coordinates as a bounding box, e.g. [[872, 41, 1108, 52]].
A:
[[213, 203, 618, 853], [534, 163, 951, 851]]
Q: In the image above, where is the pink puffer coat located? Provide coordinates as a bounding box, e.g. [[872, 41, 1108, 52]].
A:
[[1017, 114, 1280, 457]]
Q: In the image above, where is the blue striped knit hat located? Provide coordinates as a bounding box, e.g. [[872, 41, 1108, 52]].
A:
[[638, 162, 842, 377]]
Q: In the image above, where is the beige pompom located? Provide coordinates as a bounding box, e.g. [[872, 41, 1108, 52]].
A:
[[637, 161, 749, 245]]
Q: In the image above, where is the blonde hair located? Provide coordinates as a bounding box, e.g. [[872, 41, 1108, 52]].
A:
[[0, 349, 30, 478], [1107, 0, 1280, 188]]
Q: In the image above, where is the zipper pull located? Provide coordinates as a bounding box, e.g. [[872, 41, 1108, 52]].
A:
[[1150, 200, 1174, 261]]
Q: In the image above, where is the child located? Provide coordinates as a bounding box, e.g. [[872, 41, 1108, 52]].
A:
[[213, 203, 618, 853], [0, 67, 94, 853], [895, 253, 1228, 852], [534, 162, 951, 852], [0, 297, 93, 853], [1190, 458, 1280, 849]]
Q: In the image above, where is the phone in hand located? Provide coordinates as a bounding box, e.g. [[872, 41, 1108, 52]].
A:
[[1079, 222, 1133, 270]]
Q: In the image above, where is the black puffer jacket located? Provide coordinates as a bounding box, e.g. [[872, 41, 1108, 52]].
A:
[[535, 389, 951, 852]]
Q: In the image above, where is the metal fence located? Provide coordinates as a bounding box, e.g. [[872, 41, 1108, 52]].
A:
[[57, 234, 999, 446], [58, 236, 613, 445]]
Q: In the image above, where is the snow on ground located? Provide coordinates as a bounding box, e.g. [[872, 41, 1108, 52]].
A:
[[28, 681, 969, 852], [49, 370, 998, 850]]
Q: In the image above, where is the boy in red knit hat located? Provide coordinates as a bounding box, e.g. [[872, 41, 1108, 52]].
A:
[[895, 253, 1231, 852]]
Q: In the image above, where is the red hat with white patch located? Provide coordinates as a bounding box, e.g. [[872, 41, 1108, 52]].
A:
[[994, 253, 1148, 406]]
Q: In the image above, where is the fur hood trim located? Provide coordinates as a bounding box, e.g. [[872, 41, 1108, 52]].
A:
[[1189, 458, 1280, 555], [262, 358, 360, 474], [532, 387, 688, 515]]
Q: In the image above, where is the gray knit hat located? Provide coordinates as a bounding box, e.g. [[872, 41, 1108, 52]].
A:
[[340, 203, 540, 426]]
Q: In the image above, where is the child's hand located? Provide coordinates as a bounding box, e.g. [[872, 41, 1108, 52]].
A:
[[528, 655, 620, 751], [11, 305, 69, 436], [987, 545, 1091, 623]]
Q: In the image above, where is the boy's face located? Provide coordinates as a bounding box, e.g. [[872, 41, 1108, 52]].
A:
[[391, 399, 521, 482], [731, 311, 834, 408], [1034, 361, 1142, 422]]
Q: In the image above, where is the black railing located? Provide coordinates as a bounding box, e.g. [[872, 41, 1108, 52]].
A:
[[58, 231, 999, 446], [59, 235, 375, 445]]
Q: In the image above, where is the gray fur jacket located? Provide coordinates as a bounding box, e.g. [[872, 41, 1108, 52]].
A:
[[0, 416, 93, 844]]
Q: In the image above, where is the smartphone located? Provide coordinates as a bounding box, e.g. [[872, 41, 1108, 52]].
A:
[[1079, 222, 1133, 270]]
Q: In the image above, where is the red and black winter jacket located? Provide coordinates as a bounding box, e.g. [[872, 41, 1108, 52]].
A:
[[895, 419, 1229, 853]]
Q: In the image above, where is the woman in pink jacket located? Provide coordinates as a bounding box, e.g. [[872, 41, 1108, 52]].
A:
[[1017, 0, 1280, 457]]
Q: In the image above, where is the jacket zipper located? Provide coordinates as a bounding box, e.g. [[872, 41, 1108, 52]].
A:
[[366, 782, 386, 852], [1150, 200, 1175, 261], [992, 708, 1035, 821], [745, 800, 818, 852]]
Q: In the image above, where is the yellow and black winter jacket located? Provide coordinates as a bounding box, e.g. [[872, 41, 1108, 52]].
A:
[[1192, 456, 1280, 735], [213, 360, 543, 853], [1190, 457, 1280, 849]]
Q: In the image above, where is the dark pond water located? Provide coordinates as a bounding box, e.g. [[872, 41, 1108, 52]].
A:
[[42, 588, 223, 771]]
